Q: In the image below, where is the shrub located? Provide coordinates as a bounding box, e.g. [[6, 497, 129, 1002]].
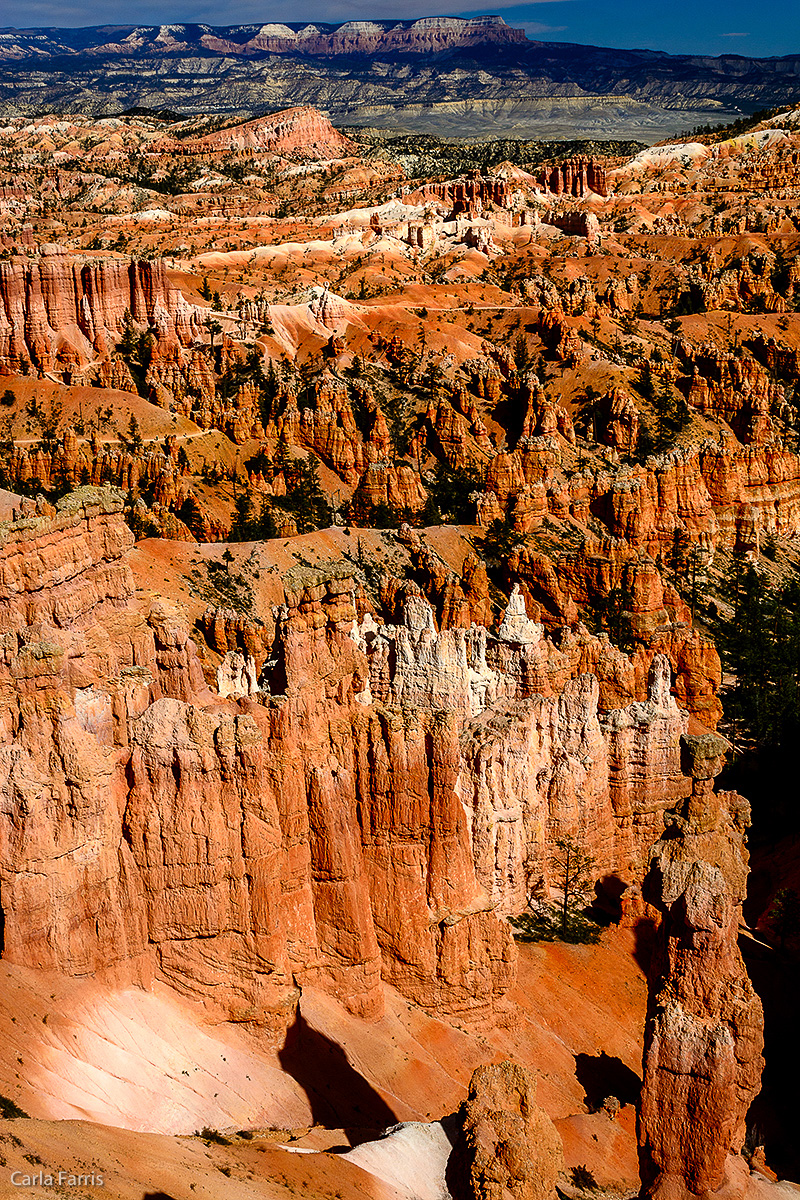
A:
[[0, 1095, 29, 1119], [198, 1127, 231, 1146]]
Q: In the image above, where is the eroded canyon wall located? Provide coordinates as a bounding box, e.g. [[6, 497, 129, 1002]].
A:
[[0, 250, 201, 372], [0, 487, 708, 1037]]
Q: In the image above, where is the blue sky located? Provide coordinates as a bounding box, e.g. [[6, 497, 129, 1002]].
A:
[[6, 0, 800, 59], [498, 0, 800, 58]]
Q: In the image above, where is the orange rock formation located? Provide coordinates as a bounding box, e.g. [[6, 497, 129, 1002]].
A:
[[638, 735, 764, 1200]]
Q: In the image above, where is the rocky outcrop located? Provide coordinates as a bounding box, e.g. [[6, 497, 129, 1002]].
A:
[[201, 605, 272, 672], [535, 156, 609, 197], [166, 106, 357, 159], [675, 340, 785, 446], [473, 430, 800, 558], [456, 651, 690, 913], [542, 209, 601, 243], [596, 387, 640, 454], [450, 1061, 563, 1200], [403, 174, 514, 216], [0, 249, 200, 372], [0, 489, 207, 984], [638, 735, 764, 1200]]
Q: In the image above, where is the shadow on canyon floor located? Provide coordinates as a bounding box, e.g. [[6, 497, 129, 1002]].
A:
[[574, 1051, 641, 1111], [278, 1010, 398, 1145]]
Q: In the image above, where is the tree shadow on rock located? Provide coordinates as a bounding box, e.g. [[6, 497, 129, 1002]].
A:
[[574, 1051, 641, 1111], [278, 1009, 397, 1146], [594, 873, 628, 922]]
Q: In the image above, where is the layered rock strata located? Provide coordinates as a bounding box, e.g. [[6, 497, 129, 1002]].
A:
[[165, 106, 356, 158], [0, 493, 515, 1027], [0, 250, 200, 372]]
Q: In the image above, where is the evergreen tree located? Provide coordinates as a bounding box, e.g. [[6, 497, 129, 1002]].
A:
[[137, 331, 154, 373], [254, 496, 279, 540], [574, 386, 602, 442], [274, 431, 292, 476], [428, 461, 483, 524], [258, 360, 279, 429], [229, 491, 255, 541], [651, 373, 691, 451], [711, 562, 800, 795], [513, 332, 532, 374], [508, 835, 601, 944], [551, 836, 599, 940], [127, 414, 143, 453], [178, 494, 205, 540], [117, 308, 137, 357], [282, 457, 330, 534], [635, 361, 655, 403], [474, 517, 528, 565], [586, 572, 635, 650]]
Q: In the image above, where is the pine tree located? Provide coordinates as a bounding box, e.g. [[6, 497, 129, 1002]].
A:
[[712, 563, 800, 759], [284, 457, 330, 534], [178, 494, 205, 540], [229, 491, 255, 541], [513, 332, 532, 374], [127, 414, 143, 453], [635, 361, 655, 403], [117, 308, 137, 357], [274, 431, 291, 476], [428, 461, 483, 524], [551, 836, 598, 938], [254, 496, 279, 540], [574, 386, 602, 442], [507, 835, 601, 944], [474, 518, 528, 565]]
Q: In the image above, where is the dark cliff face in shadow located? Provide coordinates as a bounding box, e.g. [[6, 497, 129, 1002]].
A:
[[278, 1010, 398, 1145], [740, 935, 800, 1182]]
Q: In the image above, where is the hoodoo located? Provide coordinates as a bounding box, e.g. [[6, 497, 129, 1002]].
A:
[[639, 736, 765, 1199], [0, 60, 797, 1200]]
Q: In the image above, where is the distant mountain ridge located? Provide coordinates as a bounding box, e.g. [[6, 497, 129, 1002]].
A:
[[1, 16, 799, 139], [0, 17, 526, 60]]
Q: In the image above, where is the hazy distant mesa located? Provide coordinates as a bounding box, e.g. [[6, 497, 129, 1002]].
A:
[[2, 15, 800, 139]]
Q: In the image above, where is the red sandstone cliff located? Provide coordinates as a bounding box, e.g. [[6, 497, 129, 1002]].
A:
[[0, 489, 714, 1032], [0, 249, 200, 373], [165, 106, 357, 159]]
